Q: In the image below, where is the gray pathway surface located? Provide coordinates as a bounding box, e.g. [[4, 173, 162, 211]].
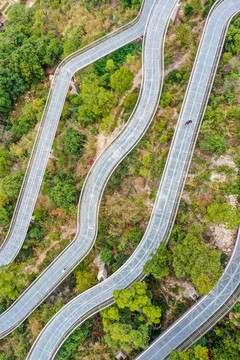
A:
[[26, 0, 240, 359], [134, 0, 240, 358], [136, 229, 240, 360], [25, 0, 187, 358], [0, 0, 155, 266], [0, 0, 157, 337]]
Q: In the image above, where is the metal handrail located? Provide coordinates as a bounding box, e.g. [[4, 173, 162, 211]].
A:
[[25, 0, 183, 357], [0, 0, 152, 263], [135, 3, 240, 359], [0, 0, 157, 338]]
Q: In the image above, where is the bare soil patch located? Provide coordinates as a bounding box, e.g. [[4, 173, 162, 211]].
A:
[[209, 225, 237, 256], [212, 154, 237, 170]]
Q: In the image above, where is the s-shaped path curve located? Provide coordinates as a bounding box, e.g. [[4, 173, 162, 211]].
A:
[[26, 0, 240, 359], [0, 0, 157, 337], [0, 0, 155, 266], [134, 0, 240, 359], [0, 0, 171, 339]]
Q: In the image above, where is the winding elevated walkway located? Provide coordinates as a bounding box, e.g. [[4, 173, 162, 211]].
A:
[[0, 0, 155, 266], [135, 0, 240, 358], [0, 0, 162, 339], [26, 0, 240, 359]]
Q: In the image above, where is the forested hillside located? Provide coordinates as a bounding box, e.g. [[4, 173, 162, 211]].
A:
[[0, 0, 239, 359]]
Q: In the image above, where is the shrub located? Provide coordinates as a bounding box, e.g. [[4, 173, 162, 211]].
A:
[[184, 3, 193, 16], [0, 171, 24, 204], [0, 207, 10, 226], [110, 67, 134, 96], [49, 181, 78, 210], [63, 37, 81, 57], [206, 203, 239, 230], [199, 135, 228, 154], [101, 248, 114, 265], [160, 92, 173, 108], [63, 128, 86, 156]]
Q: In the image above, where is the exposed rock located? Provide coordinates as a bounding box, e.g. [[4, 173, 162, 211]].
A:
[[10, 163, 21, 172], [49, 74, 54, 84], [181, 190, 191, 205], [213, 154, 237, 171], [93, 253, 104, 269], [2, 130, 14, 142], [49, 150, 59, 161], [0, 124, 4, 140], [184, 286, 199, 301], [97, 264, 108, 282], [210, 172, 226, 182], [69, 80, 78, 95], [227, 194, 238, 208], [115, 350, 126, 360], [209, 224, 237, 256]]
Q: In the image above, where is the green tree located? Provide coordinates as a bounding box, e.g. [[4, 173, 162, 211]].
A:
[[0, 171, 24, 205], [225, 17, 240, 55], [63, 37, 81, 57], [55, 322, 89, 360], [104, 323, 149, 352], [168, 350, 190, 360], [101, 248, 114, 265], [44, 38, 63, 65], [0, 207, 10, 226], [206, 203, 239, 230], [105, 59, 116, 73], [119, 0, 142, 9], [77, 73, 116, 125], [194, 345, 209, 360], [0, 89, 12, 113], [75, 270, 97, 293], [101, 282, 161, 352], [110, 67, 134, 96], [63, 128, 86, 156], [114, 282, 161, 325], [49, 180, 78, 209], [172, 227, 222, 295], [0, 146, 12, 177], [0, 263, 26, 301], [143, 242, 170, 279], [169, 345, 209, 360]]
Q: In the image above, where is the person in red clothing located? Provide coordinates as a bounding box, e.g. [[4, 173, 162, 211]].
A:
[[185, 120, 193, 125]]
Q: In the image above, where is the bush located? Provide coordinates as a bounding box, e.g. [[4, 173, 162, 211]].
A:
[[165, 69, 182, 84], [206, 203, 239, 230], [110, 67, 134, 96], [160, 92, 173, 108], [0, 147, 12, 177], [184, 3, 193, 16], [33, 207, 47, 222], [0, 207, 10, 226], [49, 181, 78, 210], [101, 248, 114, 265], [0, 171, 24, 203], [124, 92, 138, 111], [63, 128, 86, 156], [75, 270, 97, 293], [199, 135, 228, 154], [63, 37, 81, 57]]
